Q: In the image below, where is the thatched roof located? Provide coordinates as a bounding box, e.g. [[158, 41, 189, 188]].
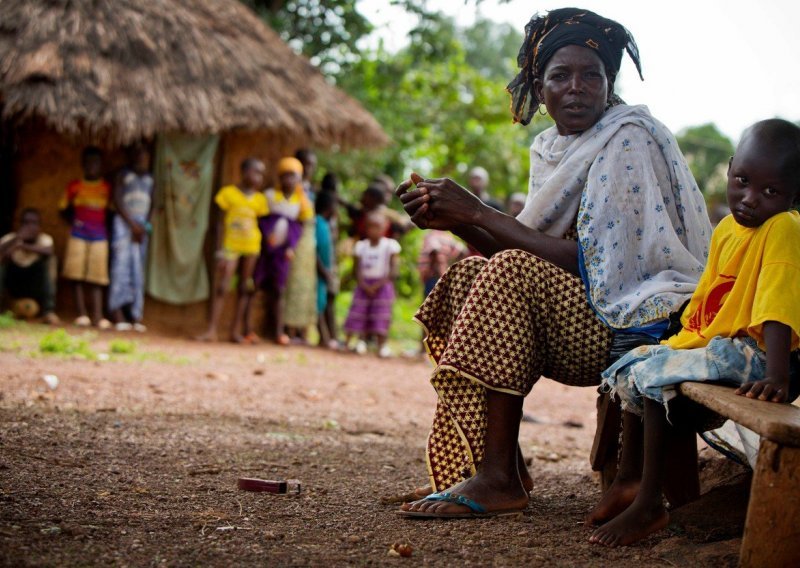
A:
[[0, 0, 389, 148]]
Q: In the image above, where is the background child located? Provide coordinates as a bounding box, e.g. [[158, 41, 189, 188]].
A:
[[254, 157, 313, 346], [108, 143, 153, 332], [417, 230, 467, 299], [343, 212, 400, 357], [319, 172, 341, 348], [197, 158, 267, 343], [314, 190, 338, 348], [347, 185, 390, 240], [59, 146, 111, 329], [589, 119, 800, 548], [0, 208, 59, 324]]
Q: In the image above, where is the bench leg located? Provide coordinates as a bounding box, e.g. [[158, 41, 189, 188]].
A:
[[740, 440, 800, 567]]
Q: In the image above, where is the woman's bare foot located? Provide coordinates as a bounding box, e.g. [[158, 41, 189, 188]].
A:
[[399, 471, 528, 516], [589, 500, 669, 547], [585, 477, 640, 526]]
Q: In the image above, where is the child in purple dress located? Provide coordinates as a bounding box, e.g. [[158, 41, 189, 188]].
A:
[[343, 212, 400, 358]]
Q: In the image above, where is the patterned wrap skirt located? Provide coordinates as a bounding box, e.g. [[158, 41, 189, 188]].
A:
[[416, 249, 614, 491]]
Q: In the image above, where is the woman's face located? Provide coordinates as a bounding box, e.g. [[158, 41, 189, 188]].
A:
[[534, 45, 611, 136], [279, 171, 301, 192]]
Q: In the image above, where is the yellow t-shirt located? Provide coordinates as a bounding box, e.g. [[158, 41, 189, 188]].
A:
[[666, 211, 800, 351], [215, 185, 269, 255]]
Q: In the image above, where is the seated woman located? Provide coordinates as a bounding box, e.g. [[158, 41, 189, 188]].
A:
[[397, 8, 712, 518]]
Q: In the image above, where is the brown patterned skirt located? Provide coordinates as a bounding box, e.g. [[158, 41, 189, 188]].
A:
[[415, 249, 614, 491]]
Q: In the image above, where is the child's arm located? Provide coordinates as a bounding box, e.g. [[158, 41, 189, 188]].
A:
[[113, 173, 146, 243], [735, 320, 792, 403], [316, 253, 332, 286], [0, 235, 21, 260], [389, 252, 400, 281], [353, 256, 369, 294]]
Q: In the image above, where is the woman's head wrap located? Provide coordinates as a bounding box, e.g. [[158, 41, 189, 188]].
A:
[[277, 157, 304, 175], [506, 8, 643, 125]]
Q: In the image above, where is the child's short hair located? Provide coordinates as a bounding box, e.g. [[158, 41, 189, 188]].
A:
[[81, 146, 102, 161], [20, 207, 41, 221], [321, 172, 338, 193], [240, 156, 262, 173], [315, 190, 335, 215], [744, 119, 800, 191], [362, 185, 386, 206]]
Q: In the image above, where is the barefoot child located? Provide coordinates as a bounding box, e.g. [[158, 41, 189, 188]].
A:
[[589, 119, 800, 548], [59, 146, 112, 329], [314, 190, 338, 348], [197, 158, 268, 343], [254, 157, 313, 345], [108, 144, 154, 332], [343, 212, 400, 357]]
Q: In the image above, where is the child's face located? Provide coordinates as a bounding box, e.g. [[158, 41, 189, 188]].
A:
[[365, 218, 386, 241], [727, 141, 797, 228], [82, 155, 103, 180], [18, 213, 41, 241], [243, 162, 265, 190], [132, 149, 151, 173]]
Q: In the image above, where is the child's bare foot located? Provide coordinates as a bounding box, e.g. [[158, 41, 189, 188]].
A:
[[585, 478, 641, 526], [276, 334, 290, 346], [589, 501, 669, 547], [194, 330, 217, 342]]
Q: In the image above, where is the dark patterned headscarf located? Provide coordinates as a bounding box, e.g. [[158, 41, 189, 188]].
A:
[[506, 8, 643, 125]]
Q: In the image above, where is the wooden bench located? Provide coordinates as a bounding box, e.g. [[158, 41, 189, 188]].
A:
[[591, 384, 800, 566]]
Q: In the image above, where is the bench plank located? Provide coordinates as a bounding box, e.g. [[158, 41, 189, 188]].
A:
[[678, 382, 800, 447]]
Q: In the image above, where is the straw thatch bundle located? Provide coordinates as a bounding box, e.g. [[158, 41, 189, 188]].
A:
[[0, 0, 389, 148]]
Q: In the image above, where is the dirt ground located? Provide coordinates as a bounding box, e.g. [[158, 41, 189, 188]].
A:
[[1, 324, 748, 567]]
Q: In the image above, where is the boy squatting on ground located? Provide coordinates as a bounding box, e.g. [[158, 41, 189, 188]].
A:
[[587, 119, 800, 547], [0, 208, 59, 324]]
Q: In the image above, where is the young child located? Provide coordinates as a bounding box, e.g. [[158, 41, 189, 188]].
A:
[[0, 208, 59, 324], [588, 119, 800, 548], [254, 157, 313, 345], [417, 230, 466, 298], [108, 143, 154, 332], [347, 185, 390, 240], [314, 190, 338, 348], [59, 146, 112, 329], [319, 173, 342, 348], [343, 212, 400, 358], [197, 158, 268, 343]]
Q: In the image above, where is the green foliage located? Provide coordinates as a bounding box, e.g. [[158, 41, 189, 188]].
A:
[[319, 13, 550, 208], [109, 339, 137, 354], [38, 329, 96, 359], [676, 123, 735, 203], [243, 0, 372, 74], [0, 310, 17, 329]]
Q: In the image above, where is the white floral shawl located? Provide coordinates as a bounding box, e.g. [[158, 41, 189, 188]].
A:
[[517, 104, 712, 330]]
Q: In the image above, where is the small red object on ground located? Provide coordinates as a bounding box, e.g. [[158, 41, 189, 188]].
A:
[[237, 478, 301, 494]]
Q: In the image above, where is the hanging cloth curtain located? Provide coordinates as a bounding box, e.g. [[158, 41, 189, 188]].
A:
[[146, 133, 219, 304]]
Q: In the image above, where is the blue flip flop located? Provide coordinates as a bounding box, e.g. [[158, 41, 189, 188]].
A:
[[397, 491, 525, 519]]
